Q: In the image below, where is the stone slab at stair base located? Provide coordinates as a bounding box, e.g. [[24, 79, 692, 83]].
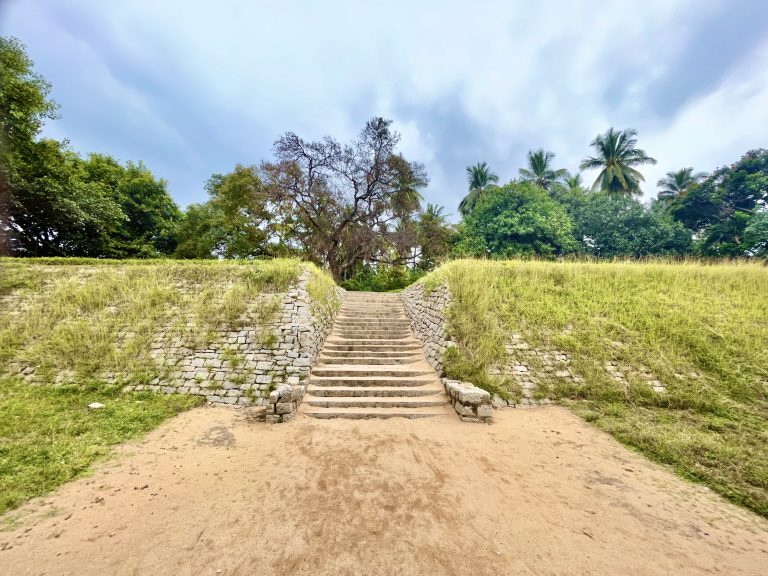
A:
[[266, 383, 306, 423], [442, 379, 493, 423]]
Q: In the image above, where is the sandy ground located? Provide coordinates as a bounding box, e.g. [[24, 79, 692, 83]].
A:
[[1, 406, 767, 576]]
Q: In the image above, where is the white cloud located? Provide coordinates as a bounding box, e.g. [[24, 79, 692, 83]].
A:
[[2, 0, 766, 213], [642, 42, 768, 192]]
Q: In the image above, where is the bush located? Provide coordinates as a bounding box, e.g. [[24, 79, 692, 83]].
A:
[[339, 266, 424, 292]]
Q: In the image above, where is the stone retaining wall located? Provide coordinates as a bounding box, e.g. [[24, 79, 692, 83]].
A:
[[264, 273, 344, 423], [400, 282, 452, 374], [9, 267, 343, 415]]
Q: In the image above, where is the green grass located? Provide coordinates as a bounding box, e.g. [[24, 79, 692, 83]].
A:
[[0, 377, 201, 517], [0, 258, 302, 380], [425, 258, 768, 517], [0, 257, 306, 516], [307, 262, 343, 317]]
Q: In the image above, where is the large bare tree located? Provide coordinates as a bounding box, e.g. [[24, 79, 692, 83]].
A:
[[261, 117, 427, 279]]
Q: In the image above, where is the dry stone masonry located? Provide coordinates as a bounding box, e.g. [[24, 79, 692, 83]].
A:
[[400, 282, 453, 373], [263, 272, 344, 422], [9, 268, 343, 414], [497, 332, 668, 406]]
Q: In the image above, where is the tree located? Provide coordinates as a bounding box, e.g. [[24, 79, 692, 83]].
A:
[[656, 167, 707, 205], [106, 161, 182, 257], [1, 36, 60, 254], [453, 182, 577, 257], [569, 193, 692, 257], [261, 117, 428, 279], [3, 140, 124, 256], [459, 162, 498, 216], [175, 165, 272, 259], [1, 37, 181, 258], [564, 173, 584, 191], [671, 149, 768, 256], [518, 148, 567, 191], [580, 127, 657, 195], [417, 204, 453, 269], [743, 211, 768, 257]]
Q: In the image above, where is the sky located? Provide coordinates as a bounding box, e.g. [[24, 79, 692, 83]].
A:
[[2, 0, 768, 219]]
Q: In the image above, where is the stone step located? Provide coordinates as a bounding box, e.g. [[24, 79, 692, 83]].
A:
[[339, 308, 408, 320], [321, 349, 421, 358], [334, 324, 411, 338], [339, 304, 402, 309], [306, 385, 445, 397], [318, 355, 421, 365], [312, 366, 434, 378], [323, 344, 423, 353], [302, 406, 451, 420], [308, 375, 436, 387], [305, 395, 449, 409], [326, 339, 416, 347], [334, 318, 411, 327], [335, 332, 411, 339]]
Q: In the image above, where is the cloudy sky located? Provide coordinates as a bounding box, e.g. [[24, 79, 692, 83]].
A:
[[3, 0, 767, 218]]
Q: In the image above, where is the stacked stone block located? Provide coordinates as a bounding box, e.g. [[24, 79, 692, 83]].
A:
[[264, 272, 344, 423], [400, 283, 453, 374], [9, 267, 343, 414], [442, 378, 492, 423]]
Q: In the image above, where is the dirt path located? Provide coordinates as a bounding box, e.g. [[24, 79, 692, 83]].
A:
[[2, 406, 767, 575]]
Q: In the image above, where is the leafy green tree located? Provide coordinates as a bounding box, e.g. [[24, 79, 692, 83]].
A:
[[173, 202, 220, 259], [103, 162, 180, 257], [389, 154, 425, 220], [453, 182, 577, 257], [518, 148, 567, 191], [175, 165, 271, 259], [4, 140, 124, 256], [459, 162, 499, 216], [671, 149, 768, 256], [0, 37, 58, 159], [1, 36, 59, 254], [570, 193, 692, 257], [1, 37, 181, 257], [743, 211, 768, 257], [580, 127, 657, 195]]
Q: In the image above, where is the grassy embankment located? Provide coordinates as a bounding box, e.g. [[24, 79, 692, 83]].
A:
[[0, 258, 304, 516], [424, 259, 768, 517]]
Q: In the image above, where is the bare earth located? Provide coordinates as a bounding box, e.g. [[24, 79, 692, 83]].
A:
[[2, 406, 767, 576]]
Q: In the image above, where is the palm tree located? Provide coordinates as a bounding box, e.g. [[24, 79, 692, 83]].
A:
[[563, 173, 583, 191], [519, 148, 567, 190], [579, 128, 657, 195], [460, 162, 499, 216], [656, 167, 707, 202], [424, 203, 448, 221]]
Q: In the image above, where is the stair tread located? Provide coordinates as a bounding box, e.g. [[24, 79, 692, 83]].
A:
[[307, 394, 447, 402], [303, 407, 453, 414], [306, 385, 445, 394]]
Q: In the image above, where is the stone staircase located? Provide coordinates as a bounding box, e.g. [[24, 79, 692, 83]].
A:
[[302, 292, 453, 419]]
